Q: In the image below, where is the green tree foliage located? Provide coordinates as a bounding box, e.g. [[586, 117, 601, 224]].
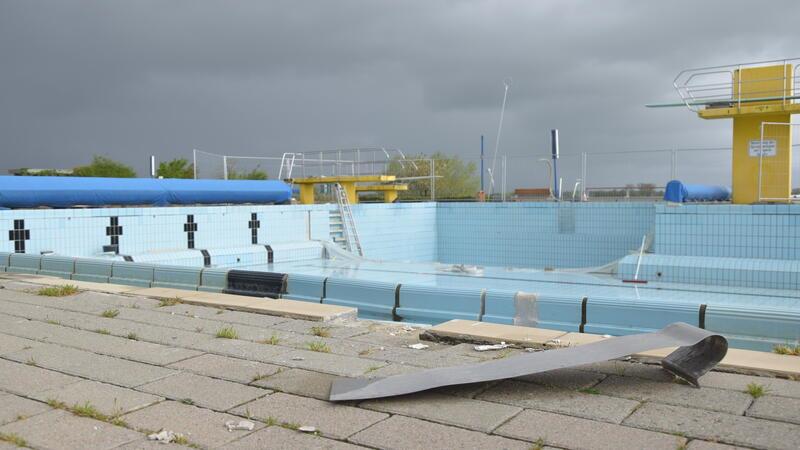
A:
[[227, 165, 268, 180], [73, 156, 136, 178], [387, 152, 478, 200], [157, 158, 194, 179]]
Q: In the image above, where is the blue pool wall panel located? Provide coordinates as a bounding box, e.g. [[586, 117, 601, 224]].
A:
[[73, 258, 114, 283], [110, 261, 154, 287], [0, 252, 11, 271], [583, 297, 700, 336], [617, 254, 800, 290], [323, 278, 398, 321], [199, 267, 228, 292], [705, 305, 800, 351], [536, 295, 585, 332], [38, 255, 76, 279], [7, 253, 42, 274], [397, 284, 483, 324], [284, 273, 326, 303], [480, 289, 519, 325], [152, 265, 202, 290]]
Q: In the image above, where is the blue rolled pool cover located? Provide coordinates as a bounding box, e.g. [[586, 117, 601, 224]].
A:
[[664, 180, 731, 203], [0, 176, 293, 208]]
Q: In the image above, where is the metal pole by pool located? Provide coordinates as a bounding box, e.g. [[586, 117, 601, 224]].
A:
[[551, 129, 560, 200], [480, 135, 485, 192], [150, 155, 156, 178]]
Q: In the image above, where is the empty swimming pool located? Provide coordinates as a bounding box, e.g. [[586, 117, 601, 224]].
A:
[[2, 201, 798, 352]]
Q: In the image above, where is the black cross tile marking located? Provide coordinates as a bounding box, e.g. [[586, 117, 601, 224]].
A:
[[184, 215, 198, 249], [248, 212, 261, 245], [8, 219, 30, 254], [105, 216, 123, 253]]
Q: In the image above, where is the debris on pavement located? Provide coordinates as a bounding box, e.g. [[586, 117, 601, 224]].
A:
[[225, 420, 255, 432], [407, 343, 429, 350], [298, 426, 317, 433], [474, 341, 510, 352], [147, 430, 181, 443]]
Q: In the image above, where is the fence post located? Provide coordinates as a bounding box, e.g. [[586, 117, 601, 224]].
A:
[[501, 155, 507, 202], [223, 155, 228, 180], [581, 152, 587, 201], [192, 149, 197, 179], [670, 149, 677, 180], [430, 159, 435, 201]]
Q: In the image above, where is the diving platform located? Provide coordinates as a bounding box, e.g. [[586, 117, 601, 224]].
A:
[[292, 175, 408, 204]]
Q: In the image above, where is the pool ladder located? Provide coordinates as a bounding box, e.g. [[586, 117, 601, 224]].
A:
[[334, 183, 364, 257]]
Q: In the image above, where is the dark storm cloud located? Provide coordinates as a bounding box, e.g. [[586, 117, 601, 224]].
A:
[[1, 0, 799, 187]]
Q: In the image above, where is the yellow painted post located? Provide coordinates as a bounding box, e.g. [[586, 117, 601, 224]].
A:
[[732, 113, 791, 203], [696, 64, 794, 204], [383, 190, 399, 203], [299, 184, 315, 205], [340, 182, 358, 204]]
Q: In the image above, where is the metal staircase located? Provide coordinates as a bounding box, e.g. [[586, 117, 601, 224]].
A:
[[333, 183, 363, 257]]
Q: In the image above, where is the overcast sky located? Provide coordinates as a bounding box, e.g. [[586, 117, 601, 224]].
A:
[[1, 0, 799, 188]]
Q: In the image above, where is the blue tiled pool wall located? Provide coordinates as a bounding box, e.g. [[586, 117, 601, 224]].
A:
[[350, 203, 438, 262], [436, 202, 655, 268], [616, 204, 800, 289], [3, 202, 800, 275]]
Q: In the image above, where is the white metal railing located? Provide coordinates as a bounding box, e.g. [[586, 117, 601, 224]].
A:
[[334, 183, 363, 256], [672, 58, 800, 112]]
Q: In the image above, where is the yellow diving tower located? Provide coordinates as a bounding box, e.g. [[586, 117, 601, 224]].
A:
[[650, 59, 800, 204]]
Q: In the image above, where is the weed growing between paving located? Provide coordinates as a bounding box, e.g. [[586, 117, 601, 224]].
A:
[[310, 326, 331, 338], [158, 297, 181, 307], [47, 399, 127, 427], [773, 343, 800, 356], [306, 341, 331, 353], [126, 333, 139, 340], [94, 329, 111, 335], [259, 334, 280, 345], [100, 309, 119, 318], [746, 382, 768, 398], [215, 326, 238, 339], [37, 285, 79, 297], [0, 432, 28, 447]]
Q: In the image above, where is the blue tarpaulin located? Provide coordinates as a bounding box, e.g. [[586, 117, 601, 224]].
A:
[[664, 180, 731, 203], [0, 176, 293, 208]]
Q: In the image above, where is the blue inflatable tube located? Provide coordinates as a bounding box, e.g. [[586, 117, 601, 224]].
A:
[[664, 180, 731, 203], [0, 176, 293, 208]]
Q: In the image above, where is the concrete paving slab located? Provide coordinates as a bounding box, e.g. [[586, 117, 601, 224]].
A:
[[113, 439, 187, 450], [0, 409, 141, 449], [349, 328, 425, 347], [114, 307, 226, 333], [0, 393, 51, 426], [181, 292, 358, 321], [0, 359, 81, 396], [624, 402, 800, 450], [423, 319, 565, 347], [360, 392, 522, 433], [0, 333, 41, 356], [226, 425, 367, 450], [477, 380, 640, 424], [167, 353, 283, 384], [191, 336, 292, 362], [547, 332, 611, 347], [516, 367, 607, 390], [495, 409, 685, 450], [32, 380, 162, 416], [251, 368, 336, 400], [747, 394, 800, 424], [594, 374, 754, 415], [279, 334, 379, 358], [22, 277, 139, 294], [687, 441, 751, 450], [348, 415, 531, 450], [698, 371, 800, 399], [272, 319, 370, 339], [5, 344, 177, 388], [369, 346, 481, 369], [232, 392, 387, 440], [266, 348, 387, 377], [137, 372, 269, 411], [636, 346, 800, 378], [576, 360, 676, 382], [122, 401, 261, 448]]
